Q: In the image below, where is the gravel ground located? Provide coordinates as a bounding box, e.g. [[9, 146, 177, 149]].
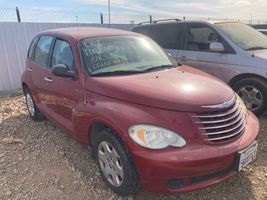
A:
[[0, 95, 266, 200]]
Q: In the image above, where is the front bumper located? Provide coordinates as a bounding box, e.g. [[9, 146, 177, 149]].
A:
[[131, 111, 259, 194]]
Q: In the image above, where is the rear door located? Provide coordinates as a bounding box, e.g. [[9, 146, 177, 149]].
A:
[[31, 35, 54, 112], [178, 23, 228, 80]]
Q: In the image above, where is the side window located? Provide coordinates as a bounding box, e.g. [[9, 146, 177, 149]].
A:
[[152, 24, 183, 49], [134, 24, 183, 50], [185, 25, 221, 51], [51, 39, 75, 70], [27, 37, 39, 59], [33, 36, 53, 67]]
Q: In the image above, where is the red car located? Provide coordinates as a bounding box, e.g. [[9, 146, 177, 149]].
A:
[[21, 27, 259, 196]]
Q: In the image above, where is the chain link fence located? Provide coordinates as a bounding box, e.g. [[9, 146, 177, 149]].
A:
[[1, 7, 267, 25], [0, 7, 104, 23], [0, 7, 150, 24]]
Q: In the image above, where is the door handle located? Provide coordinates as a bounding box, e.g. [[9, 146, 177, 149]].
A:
[[27, 68, 33, 72], [44, 77, 53, 82], [180, 56, 186, 62]]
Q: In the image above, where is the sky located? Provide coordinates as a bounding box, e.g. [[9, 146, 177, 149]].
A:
[[0, 0, 266, 23]]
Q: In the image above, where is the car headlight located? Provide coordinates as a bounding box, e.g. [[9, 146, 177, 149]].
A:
[[128, 125, 186, 150], [235, 93, 247, 113]]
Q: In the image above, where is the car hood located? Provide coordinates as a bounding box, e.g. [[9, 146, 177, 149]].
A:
[[85, 65, 234, 112]]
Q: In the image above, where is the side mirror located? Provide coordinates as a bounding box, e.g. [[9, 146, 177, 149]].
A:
[[52, 64, 76, 78], [167, 53, 172, 57], [209, 42, 224, 52]]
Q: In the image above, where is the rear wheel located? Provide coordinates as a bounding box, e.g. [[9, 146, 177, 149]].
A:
[[24, 88, 45, 121], [92, 128, 140, 196], [233, 78, 267, 116]]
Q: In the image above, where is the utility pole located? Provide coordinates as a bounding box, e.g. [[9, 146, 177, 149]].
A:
[[108, 0, 111, 26], [100, 13, 103, 24], [16, 6, 21, 22], [149, 15, 152, 24]]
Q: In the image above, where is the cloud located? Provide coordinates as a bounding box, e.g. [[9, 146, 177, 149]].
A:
[[5, 0, 266, 23], [76, 0, 267, 21], [235, 1, 251, 6]]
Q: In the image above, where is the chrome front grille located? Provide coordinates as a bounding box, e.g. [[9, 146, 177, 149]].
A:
[[193, 97, 246, 143]]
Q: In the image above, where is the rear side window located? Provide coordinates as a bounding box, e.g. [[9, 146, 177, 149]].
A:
[[51, 39, 75, 70], [33, 36, 53, 67], [27, 37, 39, 59], [133, 23, 184, 49]]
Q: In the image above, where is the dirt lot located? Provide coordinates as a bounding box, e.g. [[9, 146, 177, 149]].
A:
[[0, 95, 266, 200]]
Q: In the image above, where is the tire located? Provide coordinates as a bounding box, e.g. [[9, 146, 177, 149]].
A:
[[92, 128, 140, 196], [232, 78, 267, 116], [24, 88, 46, 121]]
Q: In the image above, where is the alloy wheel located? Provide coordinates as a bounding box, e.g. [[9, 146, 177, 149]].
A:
[[26, 93, 35, 116], [237, 86, 263, 111], [98, 141, 124, 187]]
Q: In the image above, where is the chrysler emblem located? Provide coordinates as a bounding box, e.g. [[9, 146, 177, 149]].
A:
[[202, 95, 236, 109]]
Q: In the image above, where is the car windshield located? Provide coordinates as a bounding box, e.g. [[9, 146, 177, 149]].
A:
[[216, 22, 267, 51], [80, 35, 176, 76]]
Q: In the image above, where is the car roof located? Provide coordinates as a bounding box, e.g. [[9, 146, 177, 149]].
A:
[[39, 27, 140, 41], [133, 20, 241, 28]]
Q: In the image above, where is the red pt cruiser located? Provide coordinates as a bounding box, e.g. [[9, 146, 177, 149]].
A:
[[21, 27, 259, 195]]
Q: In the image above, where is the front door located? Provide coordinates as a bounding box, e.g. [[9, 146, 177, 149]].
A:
[[46, 38, 83, 132], [178, 23, 227, 81]]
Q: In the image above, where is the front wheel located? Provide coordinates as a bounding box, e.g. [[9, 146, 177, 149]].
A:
[[93, 128, 140, 196], [233, 78, 267, 116]]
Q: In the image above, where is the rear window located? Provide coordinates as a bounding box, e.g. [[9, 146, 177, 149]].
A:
[[33, 36, 53, 67], [27, 37, 39, 59], [133, 23, 184, 49]]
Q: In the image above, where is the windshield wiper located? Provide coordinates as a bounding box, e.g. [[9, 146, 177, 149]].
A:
[[142, 64, 177, 72], [245, 47, 267, 51], [91, 70, 143, 77], [91, 65, 178, 76]]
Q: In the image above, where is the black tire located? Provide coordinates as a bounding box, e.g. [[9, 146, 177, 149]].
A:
[[92, 128, 140, 196], [24, 88, 46, 121], [232, 78, 267, 116]]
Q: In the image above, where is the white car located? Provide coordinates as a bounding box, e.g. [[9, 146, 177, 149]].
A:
[[133, 20, 267, 116]]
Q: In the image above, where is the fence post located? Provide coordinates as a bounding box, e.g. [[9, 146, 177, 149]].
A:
[[16, 6, 21, 22], [108, 0, 110, 26], [149, 15, 152, 23], [100, 13, 103, 24]]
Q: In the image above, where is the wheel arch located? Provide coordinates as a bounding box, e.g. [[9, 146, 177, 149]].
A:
[[22, 82, 29, 93], [88, 120, 131, 160], [88, 121, 109, 146], [229, 73, 267, 87]]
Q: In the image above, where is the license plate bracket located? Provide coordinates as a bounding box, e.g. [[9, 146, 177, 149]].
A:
[[235, 141, 258, 171]]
